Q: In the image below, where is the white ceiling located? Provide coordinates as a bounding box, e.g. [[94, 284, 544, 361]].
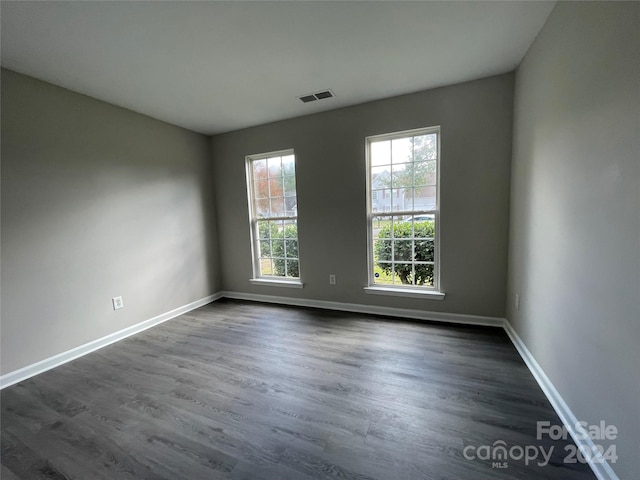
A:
[[1, 1, 556, 135]]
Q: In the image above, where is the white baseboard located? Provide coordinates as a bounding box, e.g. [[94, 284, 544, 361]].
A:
[[221, 290, 504, 327], [0, 292, 223, 390], [504, 320, 619, 480]]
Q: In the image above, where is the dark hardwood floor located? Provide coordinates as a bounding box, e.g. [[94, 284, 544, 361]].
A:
[[1, 299, 595, 479]]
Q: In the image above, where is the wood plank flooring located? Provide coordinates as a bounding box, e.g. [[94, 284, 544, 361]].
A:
[[1, 299, 596, 479]]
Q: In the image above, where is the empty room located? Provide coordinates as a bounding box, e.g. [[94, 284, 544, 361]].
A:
[[1, 1, 638, 479]]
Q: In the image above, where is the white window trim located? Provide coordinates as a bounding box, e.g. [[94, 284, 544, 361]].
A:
[[246, 148, 303, 285], [364, 126, 444, 297], [249, 278, 304, 288], [364, 286, 444, 300]]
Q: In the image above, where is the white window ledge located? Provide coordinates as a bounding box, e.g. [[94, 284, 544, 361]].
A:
[[250, 278, 304, 289], [364, 286, 445, 300]]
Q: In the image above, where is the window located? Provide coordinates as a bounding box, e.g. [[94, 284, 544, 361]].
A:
[[366, 127, 442, 296], [246, 150, 301, 285]]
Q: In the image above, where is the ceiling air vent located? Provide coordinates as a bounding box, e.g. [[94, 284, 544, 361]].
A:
[[297, 90, 335, 103]]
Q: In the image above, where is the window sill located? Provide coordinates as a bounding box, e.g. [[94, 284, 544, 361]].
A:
[[250, 278, 304, 289], [364, 286, 445, 300]]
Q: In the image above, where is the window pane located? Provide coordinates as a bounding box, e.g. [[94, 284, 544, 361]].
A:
[[415, 239, 434, 263], [253, 158, 267, 173], [374, 239, 392, 262], [413, 134, 437, 161], [392, 137, 412, 164], [394, 240, 413, 261], [415, 186, 436, 211], [394, 263, 414, 285], [282, 155, 295, 176], [371, 165, 391, 186], [259, 258, 273, 276], [272, 259, 286, 277], [255, 198, 269, 217], [253, 159, 269, 198], [284, 195, 297, 217], [371, 214, 391, 234], [269, 176, 283, 198], [283, 175, 296, 198], [271, 239, 284, 257], [392, 215, 410, 239], [413, 161, 437, 187], [257, 220, 275, 240], [403, 187, 436, 212], [415, 264, 434, 286], [270, 197, 285, 217], [259, 240, 271, 257], [400, 188, 414, 211], [286, 259, 299, 278], [284, 238, 298, 259], [268, 156, 282, 177], [374, 262, 394, 285], [391, 162, 408, 188], [413, 218, 435, 238], [372, 189, 392, 212], [370, 140, 391, 166], [396, 215, 408, 236], [410, 161, 430, 186], [271, 220, 284, 238]]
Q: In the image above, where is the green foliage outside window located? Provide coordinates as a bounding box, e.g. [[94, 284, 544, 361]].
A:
[[374, 220, 435, 285], [258, 222, 299, 277]]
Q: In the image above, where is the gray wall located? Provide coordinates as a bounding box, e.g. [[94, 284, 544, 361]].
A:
[[507, 3, 639, 479], [212, 74, 514, 318], [1, 69, 221, 375]]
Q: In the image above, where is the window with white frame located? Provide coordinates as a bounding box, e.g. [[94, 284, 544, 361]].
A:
[[246, 150, 300, 281], [366, 127, 440, 290]]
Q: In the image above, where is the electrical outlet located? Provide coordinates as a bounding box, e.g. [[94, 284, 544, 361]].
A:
[[329, 274, 336, 285], [112, 296, 124, 310], [515, 293, 520, 311]]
